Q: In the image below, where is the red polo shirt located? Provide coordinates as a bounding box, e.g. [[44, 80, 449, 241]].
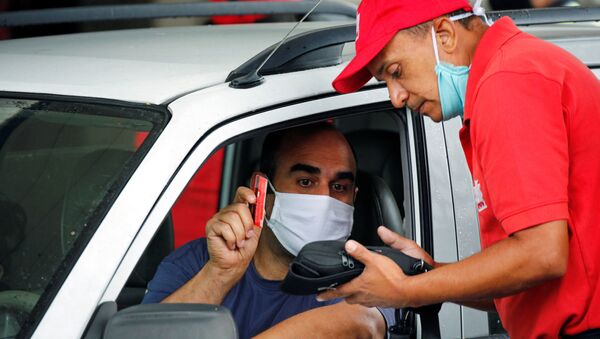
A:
[[460, 17, 600, 338]]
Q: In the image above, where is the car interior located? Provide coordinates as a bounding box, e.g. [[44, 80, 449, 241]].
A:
[[115, 107, 413, 311]]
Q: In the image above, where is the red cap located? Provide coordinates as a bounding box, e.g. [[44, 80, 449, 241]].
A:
[[332, 0, 472, 94]]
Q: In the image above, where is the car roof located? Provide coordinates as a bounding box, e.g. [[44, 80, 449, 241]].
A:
[[0, 21, 342, 105], [0, 20, 597, 106]]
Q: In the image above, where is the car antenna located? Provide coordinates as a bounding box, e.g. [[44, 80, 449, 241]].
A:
[[230, 0, 323, 89]]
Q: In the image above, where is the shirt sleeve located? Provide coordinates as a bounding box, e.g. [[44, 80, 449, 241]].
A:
[[142, 239, 208, 304], [472, 71, 570, 234], [376, 307, 396, 339]]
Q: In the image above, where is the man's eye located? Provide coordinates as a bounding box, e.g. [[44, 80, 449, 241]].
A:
[[387, 64, 401, 80], [332, 183, 347, 192], [298, 179, 312, 187], [391, 68, 402, 80]]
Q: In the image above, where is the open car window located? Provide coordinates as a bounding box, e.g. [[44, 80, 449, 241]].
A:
[[0, 97, 166, 338]]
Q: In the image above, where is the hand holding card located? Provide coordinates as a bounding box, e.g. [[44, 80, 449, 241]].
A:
[[250, 172, 268, 228]]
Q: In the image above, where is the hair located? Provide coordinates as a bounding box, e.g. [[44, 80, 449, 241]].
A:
[[405, 9, 481, 37], [259, 121, 356, 181]]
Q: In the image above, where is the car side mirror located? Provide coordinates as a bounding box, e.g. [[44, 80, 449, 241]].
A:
[[102, 303, 238, 339]]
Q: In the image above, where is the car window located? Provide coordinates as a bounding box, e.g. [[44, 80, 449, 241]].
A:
[[220, 110, 411, 240], [0, 97, 165, 338]]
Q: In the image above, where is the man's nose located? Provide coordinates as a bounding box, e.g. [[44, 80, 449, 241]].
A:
[[387, 82, 409, 109], [313, 182, 331, 197]]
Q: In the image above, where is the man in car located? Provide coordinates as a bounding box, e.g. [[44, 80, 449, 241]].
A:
[[319, 0, 600, 338], [143, 122, 394, 338]]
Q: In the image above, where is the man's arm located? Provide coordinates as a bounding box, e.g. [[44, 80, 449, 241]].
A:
[[161, 261, 241, 304], [424, 261, 497, 312], [253, 302, 386, 339], [161, 187, 261, 304], [318, 221, 568, 309]]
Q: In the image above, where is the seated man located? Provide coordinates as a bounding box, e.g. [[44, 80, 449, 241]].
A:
[[143, 122, 394, 338]]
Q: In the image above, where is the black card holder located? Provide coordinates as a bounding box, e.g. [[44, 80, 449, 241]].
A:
[[281, 240, 432, 295]]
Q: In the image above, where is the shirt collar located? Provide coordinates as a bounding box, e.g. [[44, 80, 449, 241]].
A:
[[464, 17, 521, 122]]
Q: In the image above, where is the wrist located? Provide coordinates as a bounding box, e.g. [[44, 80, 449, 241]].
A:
[[432, 260, 444, 269], [395, 272, 422, 308], [204, 260, 245, 287]]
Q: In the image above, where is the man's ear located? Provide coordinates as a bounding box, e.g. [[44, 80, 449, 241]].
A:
[[432, 17, 459, 55], [250, 171, 268, 185]]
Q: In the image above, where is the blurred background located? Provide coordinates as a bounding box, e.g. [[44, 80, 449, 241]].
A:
[[1, 0, 599, 40]]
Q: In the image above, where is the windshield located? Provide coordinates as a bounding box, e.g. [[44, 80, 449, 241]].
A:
[[0, 97, 166, 339]]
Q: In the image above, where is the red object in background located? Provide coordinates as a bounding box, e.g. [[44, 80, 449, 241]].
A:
[[171, 149, 224, 248], [135, 132, 224, 248], [210, 0, 268, 24], [0, 0, 10, 40], [134, 132, 149, 148], [210, 0, 298, 25]]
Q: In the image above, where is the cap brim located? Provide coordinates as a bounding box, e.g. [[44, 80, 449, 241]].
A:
[[332, 31, 397, 94]]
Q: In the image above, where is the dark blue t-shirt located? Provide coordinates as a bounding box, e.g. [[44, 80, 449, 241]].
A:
[[143, 238, 394, 338]]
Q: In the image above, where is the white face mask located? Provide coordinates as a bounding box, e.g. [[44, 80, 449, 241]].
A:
[[265, 183, 354, 256]]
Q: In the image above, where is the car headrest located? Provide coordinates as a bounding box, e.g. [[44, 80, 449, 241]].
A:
[[351, 171, 403, 246], [345, 130, 404, 217]]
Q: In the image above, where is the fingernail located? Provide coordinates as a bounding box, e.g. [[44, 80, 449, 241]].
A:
[[246, 230, 255, 238], [346, 241, 357, 252], [316, 296, 324, 302]]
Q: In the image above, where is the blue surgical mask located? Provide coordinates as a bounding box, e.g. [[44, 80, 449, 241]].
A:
[[431, 1, 492, 121], [432, 26, 469, 121]]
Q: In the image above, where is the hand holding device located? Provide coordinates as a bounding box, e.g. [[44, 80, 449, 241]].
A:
[[281, 240, 432, 295], [205, 185, 261, 280]]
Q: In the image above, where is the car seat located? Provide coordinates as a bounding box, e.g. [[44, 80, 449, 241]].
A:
[[351, 171, 403, 246], [345, 129, 404, 215], [345, 130, 405, 245]]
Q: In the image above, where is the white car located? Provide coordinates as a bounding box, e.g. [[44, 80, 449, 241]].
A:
[[0, 3, 598, 338]]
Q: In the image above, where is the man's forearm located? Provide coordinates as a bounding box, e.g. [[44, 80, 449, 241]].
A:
[[402, 220, 568, 308], [430, 262, 496, 312], [161, 261, 239, 304], [253, 302, 385, 339]]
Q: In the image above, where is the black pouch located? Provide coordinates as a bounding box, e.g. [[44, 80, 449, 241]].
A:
[[281, 240, 432, 295]]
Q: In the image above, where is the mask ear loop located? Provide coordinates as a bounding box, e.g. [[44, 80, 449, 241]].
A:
[[264, 179, 279, 227], [431, 26, 441, 65], [267, 180, 278, 194], [448, 0, 494, 26], [471, 0, 494, 26]]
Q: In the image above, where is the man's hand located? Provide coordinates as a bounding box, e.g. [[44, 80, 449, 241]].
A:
[[377, 226, 434, 266], [162, 186, 261, 305], [205, 186, 262, 281], [318, 221, 568, 310], [317, 226, 433, 308], [253, 302, 385, 339]]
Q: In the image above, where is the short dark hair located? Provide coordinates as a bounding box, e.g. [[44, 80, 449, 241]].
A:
[[259, 122, 355, 181], [405, 9, 481, 36]]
